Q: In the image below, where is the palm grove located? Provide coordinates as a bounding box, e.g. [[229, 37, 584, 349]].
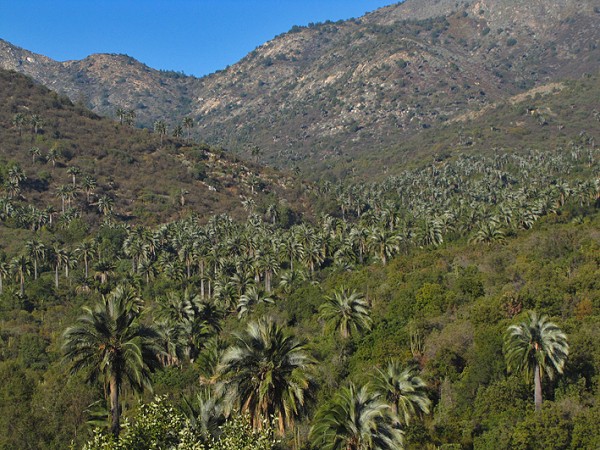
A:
[[1, 104, 599, 447]]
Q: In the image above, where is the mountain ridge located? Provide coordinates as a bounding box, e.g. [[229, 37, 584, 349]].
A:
[[1, 0, 599, 174]]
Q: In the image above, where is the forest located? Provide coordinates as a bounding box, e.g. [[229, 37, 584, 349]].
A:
[[1, 68, 600, 449]]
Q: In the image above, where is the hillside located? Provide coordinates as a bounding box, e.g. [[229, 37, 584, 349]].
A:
[[0, 69, 305, 239], [334, 72, 600, 181], [0, 131, 598, 448], [1, 0, 599, 174]]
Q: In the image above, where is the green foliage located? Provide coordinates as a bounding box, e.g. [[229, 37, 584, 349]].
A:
[[310, 383, 404, 450], [1, 63, 600, 448], [81, 396, 279, 450], [0, 361, 37, 450]]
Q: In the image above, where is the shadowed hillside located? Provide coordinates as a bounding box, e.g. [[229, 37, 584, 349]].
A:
[[0, 69, 305, 235]]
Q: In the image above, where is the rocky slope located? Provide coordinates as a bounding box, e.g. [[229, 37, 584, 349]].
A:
[[1, 0, 599, 174]]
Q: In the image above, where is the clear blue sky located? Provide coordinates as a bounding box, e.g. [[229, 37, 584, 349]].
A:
[[0, 1, 398, 77]]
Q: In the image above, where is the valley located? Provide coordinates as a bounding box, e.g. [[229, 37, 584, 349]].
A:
[[0, 1, 599, 449]]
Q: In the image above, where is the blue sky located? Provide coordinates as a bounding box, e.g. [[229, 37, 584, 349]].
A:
[[0, 1, 397, 77]]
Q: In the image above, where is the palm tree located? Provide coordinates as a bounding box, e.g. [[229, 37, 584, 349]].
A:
[[367, 228, 399, 265], [63, 248, 77, 282], [182, 116, 194, 142], [50, 245, 68, 289], [278, 268, 306, 295], [125, 109, 136, 127], [76, 240, 96, 278], [154, 120, 167, 146], [56, 184, 71, 213], [10, 255, 32, 296], [67, 166, 81, 187], [29, 114, 44, 137], [265, 203, 279, 226], [25, 239, 46, 280], [310, 383, 404, 450], [47, 147, 61, 168], [62, 285, 163, 437], [237, 285, 274, 318], [172, 124, 184, 138], [251, 145, 261, 163], [216, 317, 314, 434], [7, 165, 26, 186], [470, 221, 505, 245], [12, 112, 26, 136], [115, 107, 126, 125], [371, 362, 430, 425], [0, 259, 9, 294], [93, 259, 115, 285], [504, 311, 569, 411], [319, 288, 372, 339], [96, 195, 114, 218], [29, 146, 41, 164]]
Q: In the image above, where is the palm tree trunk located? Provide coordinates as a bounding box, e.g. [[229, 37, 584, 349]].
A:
[[265, 270, 271, 293], [110, 375, 120, 437], [534, 364, 542, 411], [200, 261, 205, 299]]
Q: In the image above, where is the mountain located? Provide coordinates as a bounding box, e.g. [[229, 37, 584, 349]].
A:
[[0, 41, 197, 129], [1, 0, 599, 174]]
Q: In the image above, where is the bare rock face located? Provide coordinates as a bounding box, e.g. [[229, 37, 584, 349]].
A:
[[2, 0, 599, 172]]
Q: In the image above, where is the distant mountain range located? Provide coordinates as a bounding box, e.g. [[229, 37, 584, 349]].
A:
[[1, 0, 599, 174]]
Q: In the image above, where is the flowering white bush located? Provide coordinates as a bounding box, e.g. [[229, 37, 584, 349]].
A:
[[81, 396, 278, 450]]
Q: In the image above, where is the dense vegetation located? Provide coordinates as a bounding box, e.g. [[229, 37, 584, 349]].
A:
[[1, 83, 598, 450], [1, 21, 600, 444]]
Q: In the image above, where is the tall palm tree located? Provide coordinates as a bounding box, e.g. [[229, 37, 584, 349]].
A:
[[115, 107, 126, 125], [367, 228, 399, 265], [504, 311, 569, 411], [319, 288, 372, 339], [93, 259, 115, 285], [125, 109, 136, 127], [62, 285, 163, 437], [310, 383, 404, 450], [55, 184, 71, 213], [182, 116, 194, 142], [216, 317, 314, 434], [67, 166, 81, 187], [75, 240, 96, 278], [10, 255, 31, 296], [47, 147, 61, 168], [153, 120, 167, 146], [0, 258, 9, 294], [25, 238, 46, 280], [62, 248, 77, 282], [29, 146, 41, 164], [29, 114, 44, 137], [96, 195, 114, 218], [50, 245, 68, 289], [12, 112, 26, 136], [82, 175, 97, 204], [371, 362, 430, 425], [172, 124, 184, 138]]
